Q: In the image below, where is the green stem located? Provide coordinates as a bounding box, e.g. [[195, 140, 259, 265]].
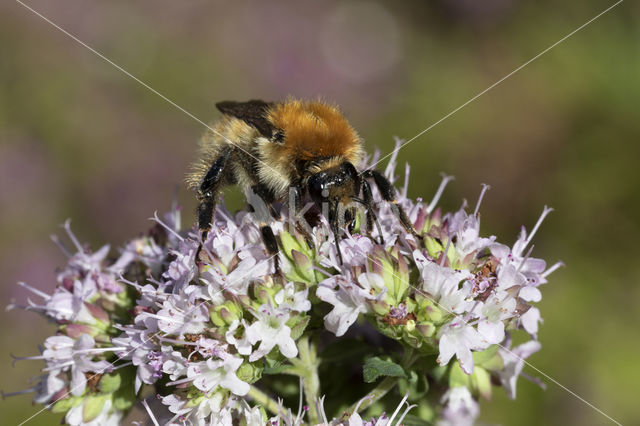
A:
[[296, 335, 320, 424], [248, 385, 280, 415], [347, 348, 418, 415], [347, 376, 399, 414]]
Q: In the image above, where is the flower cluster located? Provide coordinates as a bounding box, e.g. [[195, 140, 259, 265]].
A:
[[6, 142, 561, 425]]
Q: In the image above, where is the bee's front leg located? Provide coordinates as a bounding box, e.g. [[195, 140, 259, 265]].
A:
[[360, 178, 385, 245], [248, 184, 282, 274], [362, 169, 422, 240]]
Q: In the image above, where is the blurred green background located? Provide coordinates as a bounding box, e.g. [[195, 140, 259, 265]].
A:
[[1, 0, 638, 424]]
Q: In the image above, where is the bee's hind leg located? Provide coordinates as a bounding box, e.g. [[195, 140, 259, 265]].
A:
[[362, 169, 422, 240]]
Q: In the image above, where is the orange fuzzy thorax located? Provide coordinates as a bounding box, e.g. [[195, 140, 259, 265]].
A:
[[267, 100, 363, 164]]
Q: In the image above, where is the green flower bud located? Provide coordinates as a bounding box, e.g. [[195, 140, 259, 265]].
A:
[[471, 367, 492, 400], [51, 396, 82, 414], [405, 319, 416, 332], [237, 362, 263, 384], [416, 321, 436, 337], [449, 362, 472, 388], [282, 249, 316, 284], [472, 345, 504, 372], [98, 371, 122, 394], [370, 246, 410, 304], [424, 236, 443, 259], [415, 297, 444, 324], [210, 300, 243, 327], [369, 299, 391, 316], [83, 394, 109, 422]]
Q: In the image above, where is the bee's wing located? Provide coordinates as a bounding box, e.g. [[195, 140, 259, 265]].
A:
[[215, 100, 275, 138]]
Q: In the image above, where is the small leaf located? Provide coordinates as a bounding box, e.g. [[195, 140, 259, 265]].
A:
[[363, 356, 407, 383], [398, 370, 429, 400], [263, 362, 295, 375], [287, 315, 310, 340]]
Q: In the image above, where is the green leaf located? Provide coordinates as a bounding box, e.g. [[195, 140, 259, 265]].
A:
[[363, 357, 407, 383], [263, 362, 295, 375], [288, 315, 310, 340], [398, 370, 429, 400], [83, 394, 109, 422]]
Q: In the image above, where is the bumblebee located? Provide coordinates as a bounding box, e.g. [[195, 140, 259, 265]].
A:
[[187, 99, 418, 266]]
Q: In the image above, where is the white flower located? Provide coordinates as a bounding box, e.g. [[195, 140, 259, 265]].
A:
[[414, 250, 473, 313], [201, 256, 270, 298], [225, 319, 253, 356], [448, 210, 495, 260], [143, 292, 208, 337], [476, 292, 517, 345], [438, 387, 479, 426], [112, 324, 164, 392], [161, 350, 188, 381], [162, 392, 237, 426], [521, 306, 542, 336], [494, 263, 527, 292], [241, 401, 264, 425], [65, 398, 122, 426], [245, 304, 297, 361], [275, 282, 312, 312], [41, 334, 112, 396], [162, 240, 198, 293], [316, 274, 374, 337], [170, 356, 250, 396], [437, 318, 489, 374], [33, 372, 66, 404], [498, 340, 542, 398]]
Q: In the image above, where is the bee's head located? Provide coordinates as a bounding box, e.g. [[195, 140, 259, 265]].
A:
[[307, 161, 361, 212]]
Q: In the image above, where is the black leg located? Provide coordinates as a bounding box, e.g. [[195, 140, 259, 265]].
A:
[[327, 200, 344, 265], [249, 184, 282, 273], [363, 169, 421, 239], [289, 184, 316, 250], [250, 184, 278, 219], [197, 147, 232, 236], [360, 179, 385, 245], [195, 148, 231, 262]]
